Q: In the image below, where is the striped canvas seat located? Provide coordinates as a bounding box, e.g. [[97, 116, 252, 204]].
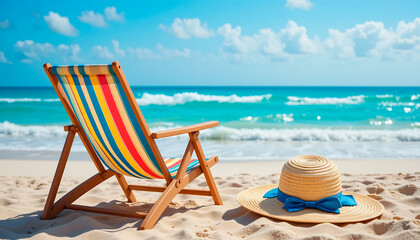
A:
[[43, 61, 223, 230], [50, 64, 200, 179], [164, 158, 200, 177]]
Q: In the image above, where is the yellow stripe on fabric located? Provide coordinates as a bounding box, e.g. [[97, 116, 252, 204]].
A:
[[64, 74, 129, 175], [89, 74, 155, 178], [55, 68, 123, 174], [165, 158, 180, 167], [73, 67, 129, 176], [75, 74, 124, 175], [106, 75, 163, 177]]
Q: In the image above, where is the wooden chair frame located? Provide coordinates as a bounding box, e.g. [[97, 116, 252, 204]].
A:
[[41, 62, 223, 230]]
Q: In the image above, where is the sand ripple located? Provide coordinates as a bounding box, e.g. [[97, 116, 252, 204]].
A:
[[0, 173, 419, 239]]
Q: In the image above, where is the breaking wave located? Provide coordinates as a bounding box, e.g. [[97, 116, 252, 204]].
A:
[[411, 94, 420, 101], [286, 95, 365, 105], [136, 92, 272, 106], [1, 121, 419, 142], [200, 126, 420, 142], [0, 98, 60, 103], [376, 94, 394, 98], [0, 121, 66, 137]]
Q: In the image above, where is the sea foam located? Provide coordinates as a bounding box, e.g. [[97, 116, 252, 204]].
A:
[[376, 94, 394, 98], [0, 98, 60, 103], [0, 121, 66, 137], [2, 122, 419, 142], [411, 94, 420, 101], [286, 95, 365, 105], [200, 126, 420, 142], [136, 92, 272, 106]]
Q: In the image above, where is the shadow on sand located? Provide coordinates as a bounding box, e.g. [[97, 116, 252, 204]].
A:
[[0, 200, 210, 239]]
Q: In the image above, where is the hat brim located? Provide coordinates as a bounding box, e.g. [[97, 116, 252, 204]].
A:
[[237, 184, 384, 223]]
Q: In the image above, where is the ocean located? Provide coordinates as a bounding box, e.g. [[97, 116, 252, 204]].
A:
[[0, 86, 419, 161]]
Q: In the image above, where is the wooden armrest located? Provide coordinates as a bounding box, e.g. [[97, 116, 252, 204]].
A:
[[151, 121, 219, 139], [64, 125, 78, 132]]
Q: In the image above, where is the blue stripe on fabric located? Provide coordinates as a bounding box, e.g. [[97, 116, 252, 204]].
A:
[[67, 66, 123, 174], [51, 66, 118, 174], [77, 65, 148, 178], [168, 159, 201, 174], [71, 66, 135, 176], [107, 65, 162, 172]]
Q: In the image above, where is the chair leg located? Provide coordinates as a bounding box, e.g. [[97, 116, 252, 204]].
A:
[[201, 158, 223, 205], [43, 170, 115, 220], [189, 132, 223, 205], [115, 174, 137, 202], [41, 130, 76, 220], [139, 180, 181, 230]]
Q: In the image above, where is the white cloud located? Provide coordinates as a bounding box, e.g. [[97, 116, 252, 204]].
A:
[[112, 40, 125, 57], [14, 40, 81, 63], [128, 44, 190, 60], [217, 24, 259, 53], [323, 19, 420, 59], [58, 44, 81, 62], [324, 29, 355, 58], [325, 21, 388, 58], [394, 18, 420, 50], [256, 28, 285, 56], [217, 21, 317, 61], [78, 10, 106, 27], [14, 40, 55, 63], [92, 45, 114, 59], [92, 40, 126, 60], [0, 19, 10, 29], [0, 51, 12, 64], [286, 0, 314, 10], [105, 7, 125, 22], [160, 18, 215, 39], [217, 18, 419, 62], [44, 12, 78, 36], [280, 21, 317, 54], [78, 7, 125, 27]]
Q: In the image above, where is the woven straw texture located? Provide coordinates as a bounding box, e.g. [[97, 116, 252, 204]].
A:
[[237, 185, 384, 223], [237, 155, 384, 223], [279, 155, 342, 201]]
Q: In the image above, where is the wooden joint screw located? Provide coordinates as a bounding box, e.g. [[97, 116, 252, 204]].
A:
[[175, 179, 182, 188]]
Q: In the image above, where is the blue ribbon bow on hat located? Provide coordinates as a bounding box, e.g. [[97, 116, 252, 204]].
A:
[[264, 188, 357, 213]]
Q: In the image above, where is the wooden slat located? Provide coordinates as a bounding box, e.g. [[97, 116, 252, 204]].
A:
[[64, 125, 77, 132], [174, 140, 194, 186], [139, 155, 218, 229], [178, 156, 217, 184], [189, 132, 223, 205], [151, 121, 219, 139], [41, 129, 76, 220], [46, 170, 115, 219], [65, 204, 147, 218], [115, 174, 137, 203], [128, 185, 212, 196]]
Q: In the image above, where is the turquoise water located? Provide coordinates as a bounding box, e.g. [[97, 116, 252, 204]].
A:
[[0, 87, 419, 160]]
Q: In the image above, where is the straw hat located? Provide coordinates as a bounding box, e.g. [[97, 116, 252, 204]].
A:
[[237, 155, 384, 223]]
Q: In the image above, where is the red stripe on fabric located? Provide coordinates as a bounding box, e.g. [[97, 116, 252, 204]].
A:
[[166, 158, 197, 169], [98, 75, 160, 178], [166, 158, 182, 169]]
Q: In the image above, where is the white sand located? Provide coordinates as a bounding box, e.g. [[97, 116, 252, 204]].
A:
[[0, 159, 419, 239]]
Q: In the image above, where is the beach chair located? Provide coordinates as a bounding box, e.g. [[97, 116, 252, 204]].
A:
[[41, 61, 222, 230]]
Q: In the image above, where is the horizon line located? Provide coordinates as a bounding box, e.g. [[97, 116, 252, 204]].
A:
[[1, 85, 420, 88]]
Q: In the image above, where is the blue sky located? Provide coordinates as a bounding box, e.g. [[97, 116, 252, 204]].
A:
[[0, 0, 419, 86]]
